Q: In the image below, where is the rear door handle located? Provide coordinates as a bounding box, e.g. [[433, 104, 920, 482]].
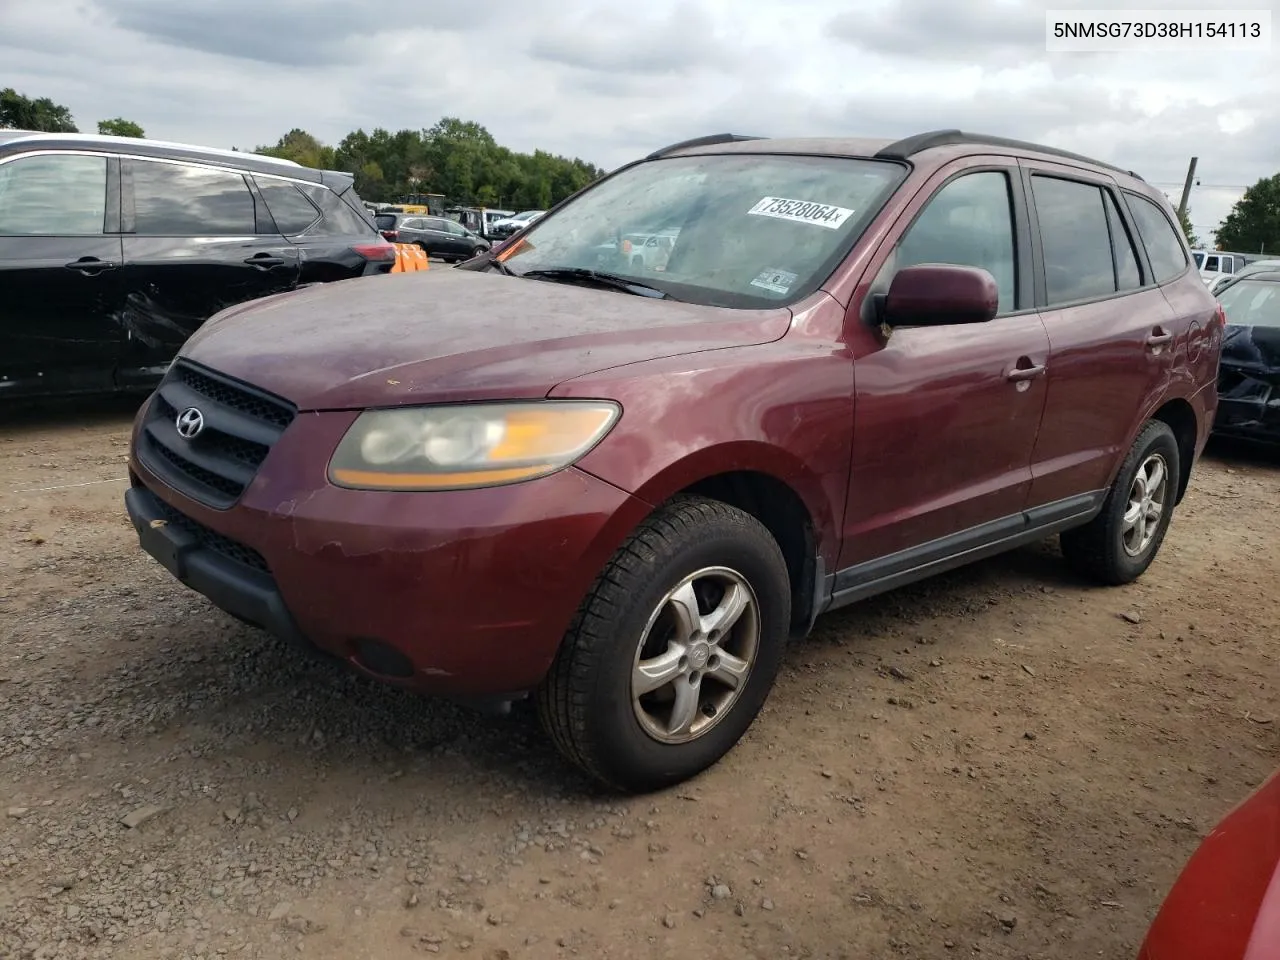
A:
[[1007, 362, 1046, 382], [244, 254, 286, 268], [65, 257, 117, 275]]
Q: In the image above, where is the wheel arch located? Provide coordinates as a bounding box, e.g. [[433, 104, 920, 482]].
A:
[[1148, 397, 1199, 504], [622, 450, 833, 640]]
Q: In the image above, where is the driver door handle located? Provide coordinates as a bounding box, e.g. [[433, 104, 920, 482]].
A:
[[1146, 329, 1173, 347]]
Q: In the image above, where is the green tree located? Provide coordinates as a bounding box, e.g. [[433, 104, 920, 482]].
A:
[[0, 88, 77, 132], [1176, 206, 1201, 248], [1216, 174, 1280, 254], [98, 117, 145, 138], [259, 117, 604, 207], [255, 128, 335, 169]]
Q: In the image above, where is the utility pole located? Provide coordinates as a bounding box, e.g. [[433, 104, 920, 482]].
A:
[[1177, 157, 1198, 222]]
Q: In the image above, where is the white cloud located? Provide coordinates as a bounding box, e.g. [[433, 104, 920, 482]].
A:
[[1, 0, 1276, 238]]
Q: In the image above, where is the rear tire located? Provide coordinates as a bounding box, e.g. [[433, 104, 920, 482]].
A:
[[536, 496, 790, 793], [1060, 419, 1180, 585]]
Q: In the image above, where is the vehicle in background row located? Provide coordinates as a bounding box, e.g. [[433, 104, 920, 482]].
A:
[[1138, 766, 1280, 960], [377, 213, 490, 263], [448, 206, 515, 240], [1212, 270, 1280, 445], [1208, 258, 1280, 295], [488, 210, 546, 240], [125, 128, 1222, 793], [1193, 249, 1268, 290], [0, 132, 394, 401]]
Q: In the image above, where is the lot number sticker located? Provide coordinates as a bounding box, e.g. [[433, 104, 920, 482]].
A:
[[750, 268, 798, 295], [748, 196, 855, 229]]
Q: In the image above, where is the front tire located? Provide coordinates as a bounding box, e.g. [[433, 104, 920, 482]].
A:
[[536, 496, 791, 793], [1060, 419, 1180, 585]]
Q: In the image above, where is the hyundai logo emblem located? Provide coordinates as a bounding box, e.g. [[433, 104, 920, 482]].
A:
[[175, 407, 205, 439]]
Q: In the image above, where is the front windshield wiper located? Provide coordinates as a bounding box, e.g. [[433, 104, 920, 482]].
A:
[[518, 267, 669, 299]]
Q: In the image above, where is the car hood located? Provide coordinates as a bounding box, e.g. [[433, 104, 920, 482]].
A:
[[1221, 324, 1280, 379], [179, 268, 792, 410]]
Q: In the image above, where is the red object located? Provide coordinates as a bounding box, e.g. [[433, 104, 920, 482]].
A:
[[352, 240, 396, 262], [379, 229, 399, 242], [124, 137, 1222, 703], [1139, 769, 1280, 960], [882, 263, 999, 326]]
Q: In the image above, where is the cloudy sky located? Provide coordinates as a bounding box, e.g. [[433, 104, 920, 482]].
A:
[[2, 0, 1276, 240]]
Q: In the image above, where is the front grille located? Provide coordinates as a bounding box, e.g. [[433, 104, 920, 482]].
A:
[[174, 364, 295, 429], [137, 360, 297, 509], [150, 495, 270, 574]]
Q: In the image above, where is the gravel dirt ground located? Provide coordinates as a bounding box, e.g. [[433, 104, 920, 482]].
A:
[[1, 398, 1277, 960]]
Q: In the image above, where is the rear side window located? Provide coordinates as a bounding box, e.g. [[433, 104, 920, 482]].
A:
[[0, 154, 107, 236], [1126, 193, 1189, 283], [1031, 175, 1116, 305], [1102, 190, 1143, 291], [297, 184, 376, 238], [257, 180, 320, 235], [131, 160, 256, 236], [894, 170, 1018, 314]]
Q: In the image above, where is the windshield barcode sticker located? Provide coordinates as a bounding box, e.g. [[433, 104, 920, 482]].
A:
[[747, 197, 855, 229]]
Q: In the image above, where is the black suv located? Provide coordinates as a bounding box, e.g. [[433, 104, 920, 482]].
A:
[[0, 132, 395, 400], [375, 213, 490, 263]]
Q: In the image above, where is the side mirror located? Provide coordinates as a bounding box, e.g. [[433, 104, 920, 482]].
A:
[[880, 264, 999, 327]]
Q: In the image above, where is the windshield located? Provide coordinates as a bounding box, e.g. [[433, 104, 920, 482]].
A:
[[374, 214, 397, 230], [493, 153, 907, 308], [1218, 279, 1280, 328], [513, 210, 541, 221]]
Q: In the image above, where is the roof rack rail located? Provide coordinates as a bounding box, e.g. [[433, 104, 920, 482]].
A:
[[875, 129, 1142, 181], [646, 133, 763, 160]]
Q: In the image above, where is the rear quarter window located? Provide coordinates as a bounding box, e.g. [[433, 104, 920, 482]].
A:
[[1125, 193, 1190, 284], [298, 184, 377, 238], [256, 180, 321, 235]]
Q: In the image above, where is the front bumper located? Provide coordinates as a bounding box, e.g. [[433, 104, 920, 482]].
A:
[[1213, 365, 1280, 444], [126, 403, 651, 697], [125, 484, 311, 651]]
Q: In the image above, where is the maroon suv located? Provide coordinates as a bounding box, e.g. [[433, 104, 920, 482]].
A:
[[125, 130, 1224, 792]]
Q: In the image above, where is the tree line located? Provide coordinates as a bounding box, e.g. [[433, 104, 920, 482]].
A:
[[1, 88, 603, 211], [250, 119, 605, 210], [2, 86, 1277, 250], [0, 87, 143, 139]]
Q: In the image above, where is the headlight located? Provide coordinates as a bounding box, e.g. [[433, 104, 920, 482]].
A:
[[327, 401, 621, 491]]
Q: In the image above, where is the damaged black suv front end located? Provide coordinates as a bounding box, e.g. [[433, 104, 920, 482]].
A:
[[1213, 272, 1280, 445]]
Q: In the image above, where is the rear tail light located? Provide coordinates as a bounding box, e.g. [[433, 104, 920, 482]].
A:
[[353, 241, 397, 262], [380, 229, 398, 241]]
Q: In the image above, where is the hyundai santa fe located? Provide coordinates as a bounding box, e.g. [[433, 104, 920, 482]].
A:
[[125, 129, 1224, 792]]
